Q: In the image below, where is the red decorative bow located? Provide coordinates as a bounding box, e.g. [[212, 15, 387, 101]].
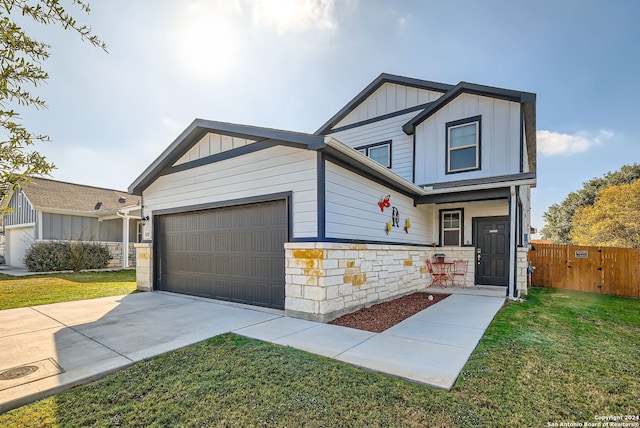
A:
[[378, 195, 391, 212]]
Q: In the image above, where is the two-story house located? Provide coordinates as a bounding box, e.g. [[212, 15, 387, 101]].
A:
[[129, 73, 536, 322]]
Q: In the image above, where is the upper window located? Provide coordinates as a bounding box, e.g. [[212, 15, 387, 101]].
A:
[[356, 141, 391, 168], [446, 116, 481, 173]]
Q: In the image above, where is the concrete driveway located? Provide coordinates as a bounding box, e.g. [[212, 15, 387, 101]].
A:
[[0, 292, 504, 413]]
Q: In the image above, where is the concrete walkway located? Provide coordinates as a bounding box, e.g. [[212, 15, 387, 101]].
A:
[[0, 292, 504, 413]]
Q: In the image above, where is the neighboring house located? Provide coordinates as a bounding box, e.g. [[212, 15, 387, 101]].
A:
[[2, 178, 141, 269], [129, 73, 536, 322]]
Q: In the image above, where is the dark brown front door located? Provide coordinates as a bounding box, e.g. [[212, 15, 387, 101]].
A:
[[474, 216, 509, 286]]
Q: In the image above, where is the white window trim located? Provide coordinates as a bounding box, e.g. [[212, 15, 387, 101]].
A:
[[447, 120, 480, 173]]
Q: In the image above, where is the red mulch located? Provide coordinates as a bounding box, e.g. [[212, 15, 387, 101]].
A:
[[329, 292, 450, 333]]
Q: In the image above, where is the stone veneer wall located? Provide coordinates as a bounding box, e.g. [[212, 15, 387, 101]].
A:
[[103, 242, 136, 269], [134, 243, 152, 291], [516, 247, 528, 296], [285, 243, 478, 322]]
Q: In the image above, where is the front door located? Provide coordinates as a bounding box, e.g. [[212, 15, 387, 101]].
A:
[[474, 216, 509, 286]]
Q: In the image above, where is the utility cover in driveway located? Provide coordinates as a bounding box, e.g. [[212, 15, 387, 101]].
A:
[[156, 199, 287, 309]]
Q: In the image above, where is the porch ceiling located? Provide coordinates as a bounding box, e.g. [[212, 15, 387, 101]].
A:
[[415, 187, 509, 204]]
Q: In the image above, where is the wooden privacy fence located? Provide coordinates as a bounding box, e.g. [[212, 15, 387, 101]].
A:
[[528, 243, 640, 298]]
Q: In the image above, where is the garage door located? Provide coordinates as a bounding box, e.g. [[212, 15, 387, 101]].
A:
[[7, 226, 35, 268], [156, 199, 287, 309]]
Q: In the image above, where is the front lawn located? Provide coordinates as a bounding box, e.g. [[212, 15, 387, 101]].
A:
[[0, 270, 137, 310], [1, 287, 638, 426]]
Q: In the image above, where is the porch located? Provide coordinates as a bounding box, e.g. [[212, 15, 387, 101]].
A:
[[285, 242, 526, 322]]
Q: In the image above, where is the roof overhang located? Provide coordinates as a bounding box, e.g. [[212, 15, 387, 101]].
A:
[[321, 137, 429, 197], [129, 119, 325, 195], [401, 81, 537, 174], [315, 73, 453, 135]]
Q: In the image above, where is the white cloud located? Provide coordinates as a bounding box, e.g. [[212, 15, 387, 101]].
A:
[[250, 0, 337, 34], [537, 129, 614, 156]]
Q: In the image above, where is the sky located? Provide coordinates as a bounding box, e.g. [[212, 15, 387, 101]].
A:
[[8, 0, 640, 237]]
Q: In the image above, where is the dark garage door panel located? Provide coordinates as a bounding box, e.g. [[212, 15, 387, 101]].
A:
[[157, 200, 287, 309]]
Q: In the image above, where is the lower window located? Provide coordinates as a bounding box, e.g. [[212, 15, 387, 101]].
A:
[[441, 210, 463, 246]]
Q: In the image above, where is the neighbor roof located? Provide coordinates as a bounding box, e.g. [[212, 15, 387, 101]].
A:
[[16, 178, 138, 215]]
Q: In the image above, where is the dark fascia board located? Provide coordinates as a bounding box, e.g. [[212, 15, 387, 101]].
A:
[[416, 187, 510, 204], [523, 99, 537, 173], [421, 172, 537, 190], [402, 81, 537, 174], [315, 73, 453, 136], [402, 81, 536, 135], [320, 147, 422, 198], [128, 118, 325, 195]]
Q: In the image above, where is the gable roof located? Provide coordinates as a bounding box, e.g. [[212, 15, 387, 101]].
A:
[[402, 81, 536, 134], [15, 178, 137, 215], [315, 73, 454, 135], [314, 73, 537, 172], [129, 119, 326, 195], [401, 81, 537, 172]]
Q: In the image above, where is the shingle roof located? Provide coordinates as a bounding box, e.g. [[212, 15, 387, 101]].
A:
[[20, 178, 139, 215]]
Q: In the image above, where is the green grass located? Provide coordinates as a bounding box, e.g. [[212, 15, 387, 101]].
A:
[[0, 270, 137, 310], [1, 287, 639, 427]]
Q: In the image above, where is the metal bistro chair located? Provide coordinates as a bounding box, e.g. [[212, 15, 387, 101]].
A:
[[452, 259, 469, 287], [426, 259, 449, 288]]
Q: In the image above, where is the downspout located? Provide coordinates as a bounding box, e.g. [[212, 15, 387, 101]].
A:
[[508, 185, 517, 299]]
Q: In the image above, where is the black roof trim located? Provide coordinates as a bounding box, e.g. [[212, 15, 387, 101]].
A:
[[129, 119, 324, 195], [315, 73, 453, 135], [328, 102, 434, 135], [416, 188, 510, 204], [403, 82, 536, 135], [419, 172, 537, 190]]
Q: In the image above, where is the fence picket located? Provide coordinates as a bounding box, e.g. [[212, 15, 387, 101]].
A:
[[528, 243, 640, 298]]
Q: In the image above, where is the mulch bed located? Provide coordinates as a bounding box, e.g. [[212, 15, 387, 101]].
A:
[[328, 292, 450, 333]]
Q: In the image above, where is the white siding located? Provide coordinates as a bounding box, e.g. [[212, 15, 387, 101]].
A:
[[414, 94, 522, 185], [325, 162, 433, 244], [434, 200, 508, 245], [174, 132, 257, 166], [327, 111, 417, 182], [143, 146, 318, 239], [335, 83, 444, 129]]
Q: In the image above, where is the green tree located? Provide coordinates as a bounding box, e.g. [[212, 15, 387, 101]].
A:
[[1, 0, 106, 208], [541, 164, 640, 243], [569, 180, 640, 248]]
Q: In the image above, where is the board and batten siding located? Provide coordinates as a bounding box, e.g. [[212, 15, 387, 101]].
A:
[[174, 132, 257, 166], [324, 161, 432, 244], [435, 200, 508, 245], [334, 83, 445, 129], [328, 111, 417, 182], [41, 213, 133, 242], [414, 94, 522, 185], [3, 190, 36, 227], [143, 146, 318, 239]]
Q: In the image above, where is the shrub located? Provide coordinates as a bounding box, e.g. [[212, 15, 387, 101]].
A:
[[24, 241, 111, 272]]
